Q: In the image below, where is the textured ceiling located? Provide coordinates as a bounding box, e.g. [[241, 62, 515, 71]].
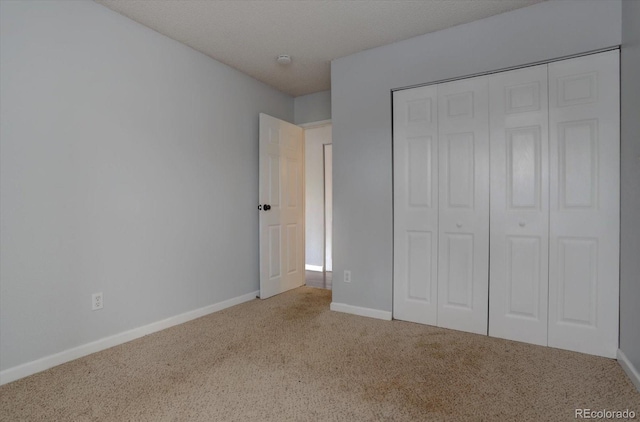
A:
[[95, 0, 544, 97]]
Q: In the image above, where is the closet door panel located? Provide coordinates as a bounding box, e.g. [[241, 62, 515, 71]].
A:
[[489, 65, 549, 346], [437, 76, 490, 335], [548, 50, 619, 358], [393, 85, 439, 325]]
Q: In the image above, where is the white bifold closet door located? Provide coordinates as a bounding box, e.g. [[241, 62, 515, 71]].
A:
[[489, 64, 550, 346], [548, 51, 619, 358], [393, 85, 439, 325], [393, 76, 490, 335], [393, 51, 619, 356], [437, 77, 490, 335]]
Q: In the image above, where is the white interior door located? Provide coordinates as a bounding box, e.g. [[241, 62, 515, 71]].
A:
[[259, 113, 305, 299], [393, 85, 439, 325], [437, 76, 490, 335], [548, 51, 620, 358], [489, 65, 550, 346]]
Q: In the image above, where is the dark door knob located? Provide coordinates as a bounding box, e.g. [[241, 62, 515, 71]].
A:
[[258, 205, 262, 210], [263, 204, 271, 211]]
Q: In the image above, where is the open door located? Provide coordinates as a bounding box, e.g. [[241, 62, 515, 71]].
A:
[[259, 113, 305, 299]]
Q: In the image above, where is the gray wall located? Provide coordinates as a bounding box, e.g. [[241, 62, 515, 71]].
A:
[[305, 125, 332, 269], [294, 91, 331, 125], [331, 0, 622, 312], [0, 0, 293, 371], [620, 0, 640, 375]]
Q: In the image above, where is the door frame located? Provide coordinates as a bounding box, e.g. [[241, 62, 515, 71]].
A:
[[300, 120, 332, 277], [323, 143, 333, 274], [391, 47, 618, 95]]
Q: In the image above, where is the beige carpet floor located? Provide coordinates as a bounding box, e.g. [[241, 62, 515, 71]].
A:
[[1, 286, 639, 421]]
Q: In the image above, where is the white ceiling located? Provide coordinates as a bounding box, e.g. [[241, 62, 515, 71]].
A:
[[95, 0, 544, 97]]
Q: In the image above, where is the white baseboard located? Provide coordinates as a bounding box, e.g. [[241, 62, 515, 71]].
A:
[[617, 349, 640, 392], [0, 290, 259, 386], [305, 264, 324, 272], [330, 302, 392, 321]]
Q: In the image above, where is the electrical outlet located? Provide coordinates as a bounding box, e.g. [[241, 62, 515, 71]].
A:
[[344, 270, 351, 283], [92, 292, 103, 311]]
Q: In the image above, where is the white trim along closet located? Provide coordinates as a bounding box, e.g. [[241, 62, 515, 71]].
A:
[[393, 50, 620, 358]]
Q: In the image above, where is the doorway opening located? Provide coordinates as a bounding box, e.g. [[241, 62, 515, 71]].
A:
[[303, 122, 332, 290]]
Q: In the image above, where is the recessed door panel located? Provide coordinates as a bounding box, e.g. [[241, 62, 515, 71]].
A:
[[393, 85, 439, 325], [269, 156, 280, 208], [407, 137, 433, 208], [557, 72, 598, 107], [549, 50, 619, 358], [506, 81, 541, 114], [444, 233, 474, 309], [507, 126, 541, 209], [287, 158, 300, 208], [506, 236, 540, 319], [489, 64, 549, 346], [437, 76, 489, 335], [559, 120, 598, 209], [446, 92, 474, 119], [408, 98, 432, 123], [269, 225, 281, 279], [407, 231, 433, 302], [287, 224, 298, 274], [446, 133, 475, 209], [556, 237, 598, 326]]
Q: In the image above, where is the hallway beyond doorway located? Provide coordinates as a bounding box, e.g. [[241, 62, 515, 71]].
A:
[[306, 270, 332, 290]]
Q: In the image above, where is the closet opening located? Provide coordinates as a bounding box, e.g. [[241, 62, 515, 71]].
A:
[[392, 50, 620, 358]]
